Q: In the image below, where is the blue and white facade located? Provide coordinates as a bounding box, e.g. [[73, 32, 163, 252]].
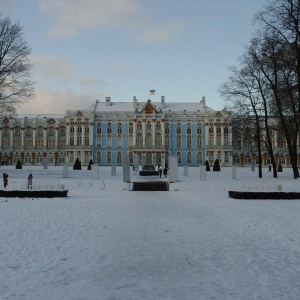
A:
[[0, 96, 233, 167]]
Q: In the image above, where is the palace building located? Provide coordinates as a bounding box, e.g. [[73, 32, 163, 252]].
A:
[[0, 95, 233, 167]]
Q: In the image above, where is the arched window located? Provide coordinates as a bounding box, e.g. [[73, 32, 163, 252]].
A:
[[137, 121, 142, 131], [155, 133, 161, 147], [25, 136, 33, 150], [187, 152, 192, 163], [146, 132, 152, 148], [117, 122, 122, 134], [176, 135, 181, 148], [106, 135, 112, 148], [156, 122, 161, 131], [197, 135, 202, 148], [97, 151, 101, 163], [136, 133, 142, 147], [117, 135, 122, 148], [14, 136, 21, 150], [107, 122, 112, 134], [197, 152, 202, 164], [97, 122, 101, 134], [146, 121, 152, 131], [187, 135, 192, 148], [177, 151, 181, 163], [107, 152, 112, 164], [117, 152, 122, 164], [47, 136, 55, 149], [36, 136, 43, 149]]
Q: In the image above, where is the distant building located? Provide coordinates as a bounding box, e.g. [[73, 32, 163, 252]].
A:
[[0, 95, 233, 166]]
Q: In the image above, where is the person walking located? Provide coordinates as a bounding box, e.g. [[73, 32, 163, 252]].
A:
[[159, 167, 162, 178], [3, 172, 8, 188], [28, 174, 33, 189], [163, 167, 167, 178]]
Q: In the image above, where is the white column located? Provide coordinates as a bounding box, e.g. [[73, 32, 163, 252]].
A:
[[74, 125, 77, 146], [205, 125, 209, 146], [152, 120, 155, 146], [10, 128, 13, 147], [142, 121, 145, 145], [133, 121, 137, 146], [43, 129, 47, 147], [33, 129, 36, 147], [161, 120, 165, 146], [66, 124, 70, 146], [221, 125, 224, 146], [55, 128, 58, 147], [21, 128, 25, 147], [89, 123, 93, 146], [81, 125, 85, 146], [213, 124, 217, 146]]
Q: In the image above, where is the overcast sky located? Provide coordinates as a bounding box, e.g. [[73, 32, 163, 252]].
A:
[[2, 0, 266, 114]]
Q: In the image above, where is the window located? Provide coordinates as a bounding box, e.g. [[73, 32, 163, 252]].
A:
[[107, 122, 112, 134], [209, 136, 214, 146], [197, 152, 202, 164], [97, 122, 101, 134], [217, 136, 221, 146], [209, 126, 214, 134], [47, 136, 55, 149], [85, 126, 89, 134], [155, 133, 161, 147], [137, 121, 142, 131], [117, 135, 122, 148], [165, 123, 169, 134], [97, 135, 101, 147], [36, 137, 43, 149], [117, 122, 122, 134], [70, 126, 74, 134], [136, 133, 142, 147], [176, 123, 181, 134], [69, 136, 74, 146], [14, 137, 21, 150], [146, 132, 152, 148], [156, 122, 161, 131], [107, 135, 112, 148], [117, 152, 122, 164], [107, 152, 112, 164], [176, 135, 181, 148], [197, 135, 202, 148], [187, 152, 192, 164], [25, 136, 33, 149], [97, 151, 101, 163], [59, 137, 66, 149], [146, 121, 151, 131], [187, 135, 192, 148], [177, 152, 181, 163], [85, 136, 89, 146]]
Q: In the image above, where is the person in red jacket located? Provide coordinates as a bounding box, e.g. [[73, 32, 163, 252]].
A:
[[3, 172, 8, 188]]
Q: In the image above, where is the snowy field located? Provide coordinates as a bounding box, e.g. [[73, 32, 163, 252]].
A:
[[1, 165, 300, 300]]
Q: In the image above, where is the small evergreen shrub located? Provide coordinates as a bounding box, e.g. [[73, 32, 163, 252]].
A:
[[73, 158, 82, 170], [205, 160, 210, 171], [213, 159, 221, 171], [87, 159, 93, 170], [16, 159, 22, 169]]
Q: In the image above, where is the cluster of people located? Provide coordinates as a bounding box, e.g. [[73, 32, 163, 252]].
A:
[[2, 173, 33, 189], [158, 165, 168, 178]]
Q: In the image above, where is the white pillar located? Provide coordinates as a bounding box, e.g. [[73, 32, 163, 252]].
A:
[[168, 155, 178, 183]]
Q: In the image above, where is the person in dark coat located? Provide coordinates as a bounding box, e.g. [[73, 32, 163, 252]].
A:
[[28, 174, 33, 189], [3, 172, 8, 188], [268, 165, 271, 172], [163, 167, 167, 178], [159, 167, 162, 178]]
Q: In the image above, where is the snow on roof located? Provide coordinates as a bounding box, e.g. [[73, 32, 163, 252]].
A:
[[14, 114, 65, 119], [94, 100, 215, 113]]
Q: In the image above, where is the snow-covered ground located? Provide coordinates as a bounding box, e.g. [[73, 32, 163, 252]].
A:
[[1, 166, 300, 300]]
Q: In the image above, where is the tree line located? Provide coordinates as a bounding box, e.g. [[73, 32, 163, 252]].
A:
[[220, 0, 300, 179]]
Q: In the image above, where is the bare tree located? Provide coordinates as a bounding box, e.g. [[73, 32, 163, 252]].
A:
[[0, 15, 35, 116], [255, 0, 300, 178]]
